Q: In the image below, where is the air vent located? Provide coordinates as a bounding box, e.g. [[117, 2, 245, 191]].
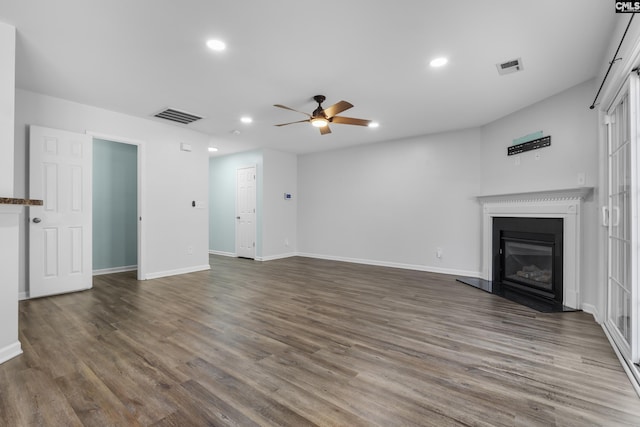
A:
[[496, 58, 523, 75], [153, 108, 203, 125]]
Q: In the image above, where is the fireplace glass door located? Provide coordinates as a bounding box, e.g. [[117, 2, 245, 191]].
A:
[[503, 239, 553, 292]]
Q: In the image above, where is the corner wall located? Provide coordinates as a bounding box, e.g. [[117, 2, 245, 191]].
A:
[[208, 148, 297, 261], [262, 149, 297, 260], [480, 79, 600, 313]]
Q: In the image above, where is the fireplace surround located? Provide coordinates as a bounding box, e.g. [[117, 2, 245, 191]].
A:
[[477, 187, 593, 310]]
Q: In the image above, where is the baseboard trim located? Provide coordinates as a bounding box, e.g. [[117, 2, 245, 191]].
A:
[[18, 292, 28, 301], [144, 264, 211, 280], [296, 252, 482, 278], [93, 265, 137, 276], [601, 324, 640, 398], [256, 252, 297, 262], [209, 250, 236, 257], [0, 341, 22, 365], [581, 303, 601, 323]]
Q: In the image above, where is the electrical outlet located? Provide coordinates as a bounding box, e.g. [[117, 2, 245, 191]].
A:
[[284, 238, 289, 247], [577, 173, 586, 186], [514, 156, 520, 166], [436, 247, 443, 259], [535, 152, 541, 161], [187, 246, 193, 255]]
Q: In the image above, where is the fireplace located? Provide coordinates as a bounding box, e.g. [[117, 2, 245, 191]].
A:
[[474, 187, 593, 311], [493, 217, 563, 305]]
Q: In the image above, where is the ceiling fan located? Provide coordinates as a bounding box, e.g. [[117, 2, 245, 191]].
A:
[[274, 95, 371, 135]]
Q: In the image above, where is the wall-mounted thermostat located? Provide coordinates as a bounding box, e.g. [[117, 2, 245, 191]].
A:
[[180, 142, 192, 152], [284, 193, 292, 200]]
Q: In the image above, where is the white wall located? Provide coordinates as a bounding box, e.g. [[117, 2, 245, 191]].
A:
[[480, 79, 600, 312], [14, 89, 211, 294], [0, 22, 15, 197], [298, 128, 483, 276], [480, 79, 598, 194], [262, 149, 297, 260]]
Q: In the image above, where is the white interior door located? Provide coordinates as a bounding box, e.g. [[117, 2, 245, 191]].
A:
[[29, 125, 93, 298], [605, 75, 639, 365], [236, 166, 256, 259]]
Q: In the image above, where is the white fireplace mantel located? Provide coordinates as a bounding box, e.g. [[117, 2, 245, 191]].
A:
[[478, 187, 594, 309]]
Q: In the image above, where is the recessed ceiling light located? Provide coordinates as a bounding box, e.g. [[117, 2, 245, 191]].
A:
[[368, 122, 380, 128], [206, 39, 226, 51], [208, 147, 218, 152], [429, 57, 448, 67], [240, 116, 253, 124]]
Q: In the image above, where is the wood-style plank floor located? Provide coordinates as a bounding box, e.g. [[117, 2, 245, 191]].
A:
[[1, 255, 639, 426]]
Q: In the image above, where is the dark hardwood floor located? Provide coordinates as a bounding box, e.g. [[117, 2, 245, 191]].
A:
[[1, 255, 639, 426]]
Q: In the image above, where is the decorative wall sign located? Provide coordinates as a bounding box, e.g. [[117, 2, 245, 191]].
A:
[[512, 131, 543, 146], [507, 135, 551, 156]]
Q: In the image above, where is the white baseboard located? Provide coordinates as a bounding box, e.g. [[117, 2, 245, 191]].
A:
[[581, 303, 601, 323], [601, 324, 640, 398], [296, 252, 482, 278], [93, 265, 137, 276], [256, 252, 297, 262], [0, 341, 22, 365], [18, 292, 28, 301], [144, 264, 211, 280], [209, 250, 236, 257]]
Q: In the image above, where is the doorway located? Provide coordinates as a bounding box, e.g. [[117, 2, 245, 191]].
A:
[[604, 73, 639, 383], [90, 133, 145, 280]]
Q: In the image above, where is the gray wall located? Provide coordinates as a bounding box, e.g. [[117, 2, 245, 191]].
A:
[[297, 128, 483, 276]]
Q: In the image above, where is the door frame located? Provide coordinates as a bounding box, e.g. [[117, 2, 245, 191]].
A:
[[87, 131, 146, 280]]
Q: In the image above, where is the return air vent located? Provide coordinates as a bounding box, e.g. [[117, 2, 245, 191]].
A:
[[153, 108, 203, 125], [496, 58, 523, 75]]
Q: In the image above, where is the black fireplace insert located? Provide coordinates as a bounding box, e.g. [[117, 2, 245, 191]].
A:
[[493, 217, 563, 305]]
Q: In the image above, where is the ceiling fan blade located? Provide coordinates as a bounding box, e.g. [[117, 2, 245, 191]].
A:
[[273, 104, 311, 117], [274, 119, 310, 127], [319, 125, 332, 135], [331, 116, 371, 126], [322, 101, 353, 119]]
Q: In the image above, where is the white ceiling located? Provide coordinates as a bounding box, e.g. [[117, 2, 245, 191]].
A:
[[1, 1, 617, 156]]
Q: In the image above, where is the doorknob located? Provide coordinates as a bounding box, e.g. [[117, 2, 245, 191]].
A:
[[33, 217, 42, 223], [236, 216, 241, 219]]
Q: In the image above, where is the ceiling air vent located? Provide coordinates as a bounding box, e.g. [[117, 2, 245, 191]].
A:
[[496, 58, 523, 75], [153, 108, 203, 125]]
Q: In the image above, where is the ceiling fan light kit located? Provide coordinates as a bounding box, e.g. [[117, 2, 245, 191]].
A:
[[311, 117, 329, 128], [274, 94, 371, 135]]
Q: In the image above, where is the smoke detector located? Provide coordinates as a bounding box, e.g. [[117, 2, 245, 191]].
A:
[[496, 58, 523, 75]]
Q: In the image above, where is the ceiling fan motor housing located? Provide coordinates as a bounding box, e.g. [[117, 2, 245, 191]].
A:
[[313, 95, 326, 117]]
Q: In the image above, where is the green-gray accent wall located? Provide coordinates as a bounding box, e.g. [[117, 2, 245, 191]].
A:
[[93, 138, 138, 270]]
